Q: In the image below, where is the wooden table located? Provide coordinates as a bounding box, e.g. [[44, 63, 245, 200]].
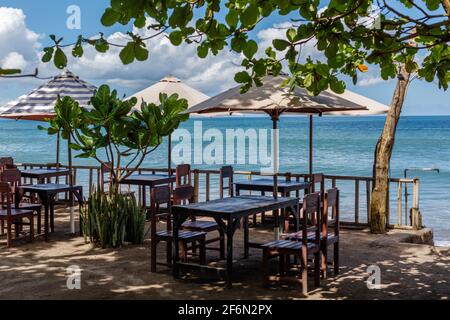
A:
[[20, 168, 70, 183], [16, 184, 83, 240], [172, 195, 299, 288], [235, 178, 310, 228], [119, 174, 176, 208], [235, 178, 310, 195]]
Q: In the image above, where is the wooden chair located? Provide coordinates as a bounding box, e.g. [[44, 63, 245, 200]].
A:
[[150, 185, 206, 273], [176, 164, 191, 187], [178, 185, 225, 259], [219, 166, 234, 198], [285, 188, 340, 278], [0, 182, 34, 247], [100, 163, 134, 196], [0, 168, 42, 235], [261, 193, 321, 295], [0, 157, 16, 173], [310, 173, 325, 200]]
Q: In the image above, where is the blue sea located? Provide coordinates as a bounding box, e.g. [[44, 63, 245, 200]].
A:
[[1, 116, 449, 244]]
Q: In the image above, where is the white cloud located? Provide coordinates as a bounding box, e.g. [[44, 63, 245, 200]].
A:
[[1, 52, 28, 69], [357, 75, 385, 87]]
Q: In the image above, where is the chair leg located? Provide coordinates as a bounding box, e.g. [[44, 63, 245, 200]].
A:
[[180, 242, 188, 263], [14, 221, 20, 237], [314, 251, 320, 287], [262, 249, 270, 287], [219, 230, 225, 260], [6, 221, 12, 248], [199, 239, 206, 265], [0, 220, 4, 235], [29, 216, 34, 243], [166, 240, 173, 267], [334, 242, 339, 275], [279, 253, 285, 276], [321, 241, 328, 279], [151, 239, 157, 273], [37, 209, 42, 235], [300, 246, 308, 295]]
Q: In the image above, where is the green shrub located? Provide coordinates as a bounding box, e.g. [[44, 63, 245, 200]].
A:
[[81, 189, 145, 248]]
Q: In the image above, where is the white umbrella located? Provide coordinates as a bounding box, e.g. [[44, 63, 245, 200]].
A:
[[187, 74, 371, 197], [130, 75, 210, 175]]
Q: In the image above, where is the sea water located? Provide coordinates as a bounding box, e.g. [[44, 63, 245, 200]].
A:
[[1, 116, 449, 243]]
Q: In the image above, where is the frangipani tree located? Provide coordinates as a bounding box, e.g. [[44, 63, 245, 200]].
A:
[[39, 0, 450, 233], [40, 85, 189, 193]]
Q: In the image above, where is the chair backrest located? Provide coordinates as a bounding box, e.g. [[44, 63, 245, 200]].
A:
[[0, 168, 21, 189], [219, 166, 234, 198], [150, 185, 172, 235], [173, 185, 194, 205], [0, 181, 13, 214], [310, 173, 325, 200], [323, 188, 339, 237], [301, 192, 321, 245], [0, 157, 14, 166], [176, 164, 191, 187]]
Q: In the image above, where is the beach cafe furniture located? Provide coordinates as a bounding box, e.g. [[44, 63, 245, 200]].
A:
[[0, 168, 42, 234], [286, 188, 340, 278], [177, 165, 225, 259], [119, 173, 176, 209], [0, 181, 34, 247], [262, 192, 322, 295], [99, 162, 135, 197], [15, 183, 83, 241], [20, 167, 71, 184], [150, 185, 206, 273], [235, 178, 310, 229], [172, 195, 299, 288]]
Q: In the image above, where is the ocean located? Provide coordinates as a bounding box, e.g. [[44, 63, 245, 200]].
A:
[[1, 116, 449, 244]]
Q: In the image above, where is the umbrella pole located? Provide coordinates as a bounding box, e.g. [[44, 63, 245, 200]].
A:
[[272, 115, 280, 240], [168, 134, 172, 176], [56, 130, 61, 168], [309, 114, 313, 181]]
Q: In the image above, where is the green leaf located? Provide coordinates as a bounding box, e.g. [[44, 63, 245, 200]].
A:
[[134, 44, 149, 61], [272, 39, 290, 51], [101, 8, 121, 26], [54, 47, 67, 69], [241, 4, 259, 26], [0, 68, 21, 75], [425, 0, 440, 10], [226, 10, 239, 28], [243, 40, 258, 59], [120, 43, 135, 65], [330, 77, 345, 94], [197, 45, 208, 58], [234, 71, 252, 83], [286, 28, 297, 42], [169, 31, 183, 46], [42, 47, 54, 63]]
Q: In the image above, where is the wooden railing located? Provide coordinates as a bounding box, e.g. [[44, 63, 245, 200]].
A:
[[17, 163, 421, 229]]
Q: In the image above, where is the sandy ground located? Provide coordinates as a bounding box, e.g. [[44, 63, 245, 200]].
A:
[[1, 208, 449, 300]]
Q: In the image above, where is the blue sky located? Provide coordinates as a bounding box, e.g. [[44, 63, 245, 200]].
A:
[[0, 0, 449, 115]]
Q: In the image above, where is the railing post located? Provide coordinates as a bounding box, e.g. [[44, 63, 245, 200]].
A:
[[397, 181, 402, 226], [205, 172, 210, 201], [411, 178, 422, 229], [355, 180, 360, 224], [366, 180, 371, 224], [193, 169, 199, 203]]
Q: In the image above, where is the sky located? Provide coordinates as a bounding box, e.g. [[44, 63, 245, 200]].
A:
[[0, 0, 449, 115]]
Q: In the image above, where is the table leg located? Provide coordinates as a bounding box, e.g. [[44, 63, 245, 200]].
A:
[[173, 209, 180, 279], [226, 215, 234, 288], [44, 203, 49, 241], [50, 201, 55, 233], [142, 185, 146, 208], [244, 216, 249, 259]]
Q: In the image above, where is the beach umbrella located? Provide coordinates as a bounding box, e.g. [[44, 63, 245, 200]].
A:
[[129, 75, 209, 175], [186, 75, 371, 196], [0, 70, 96, 165]]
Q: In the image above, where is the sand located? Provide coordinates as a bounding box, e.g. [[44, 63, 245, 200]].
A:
[[1, 208, 449, 300]]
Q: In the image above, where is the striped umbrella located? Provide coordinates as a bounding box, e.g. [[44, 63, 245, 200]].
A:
[[0, 70, 96, 164], [0, 70, 96, 121]]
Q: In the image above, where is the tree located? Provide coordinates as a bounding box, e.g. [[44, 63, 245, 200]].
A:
[[40, 0, 450, 233], [40, 85, 189, 193]]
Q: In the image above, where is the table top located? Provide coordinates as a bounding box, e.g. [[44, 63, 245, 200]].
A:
[[235, 178, 310, 192], [172, 195, 299, 218], [18, 183, 82, 193], [20, 168, 70, 178], [119, 174, 176, 186]]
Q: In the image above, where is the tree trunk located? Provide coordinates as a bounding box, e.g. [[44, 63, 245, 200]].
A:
[[370, 65, 411, 233]]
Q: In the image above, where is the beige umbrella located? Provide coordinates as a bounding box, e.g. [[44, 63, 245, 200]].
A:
[[130, 75, 209, 175], [187, 74, 371, 197]]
